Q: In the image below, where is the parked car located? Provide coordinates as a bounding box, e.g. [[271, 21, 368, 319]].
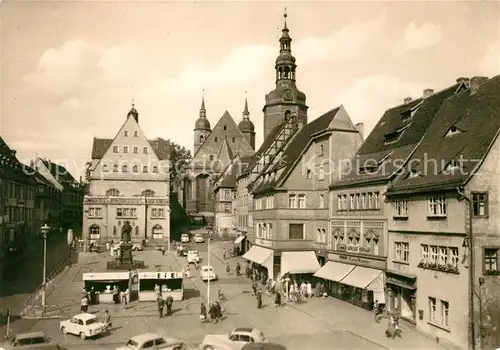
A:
[[200, 265, 217, 282], [180, 234, 190, 243], [0, 331, 60, 349], [132, 242, 144, 251], [60, 313, 106, 340], [200, 328, 266, 350], [194, 233, 205, 243], [117, 333, 184, 350], [241, 343, 286, 350], [187, 250, 200, 264]]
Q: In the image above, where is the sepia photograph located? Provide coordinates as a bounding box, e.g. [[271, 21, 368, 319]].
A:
[[1, 1, 499, 349]]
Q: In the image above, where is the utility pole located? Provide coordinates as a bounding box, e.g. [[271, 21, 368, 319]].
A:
[[207, 226, 211, 305], [40, 224, 50, 314]]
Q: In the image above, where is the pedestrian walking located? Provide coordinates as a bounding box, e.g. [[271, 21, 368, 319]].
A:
[[256, 288, 263, 309], [120, 290, 127, 309], [251, 280, 257, 296], [80, 295, 89, 313], [235, 262, 241, 276], [161, 246, 166, 256], [225, 263, 231, 275], [373, 300, 382, 323], [103, 310, 112, 331], [214, 300, 222, 322], [209, 303, 218, 323], [157, 297, 165, 318], [200, 302, 207, 323], [274, 291, 282, 307], [165, 295, 174, 316], [393, 313, 402, 338], [306, 282, 312, 298]]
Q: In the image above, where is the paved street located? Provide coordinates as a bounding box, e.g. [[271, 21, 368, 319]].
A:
[[1, 240, 456, 349]]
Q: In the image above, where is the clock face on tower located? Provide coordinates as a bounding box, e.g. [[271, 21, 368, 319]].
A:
[[283, 89, 294, 101]]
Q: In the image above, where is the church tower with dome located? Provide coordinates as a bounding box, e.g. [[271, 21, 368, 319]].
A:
[[263, 11, 308, 140], [193, 96, 211, 154]]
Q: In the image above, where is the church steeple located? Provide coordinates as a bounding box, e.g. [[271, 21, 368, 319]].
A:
[[239, 92, 255, 150], [200, 96, 207, 118], [275, 9, 297, 83], [194, 92, 211, 154], [243, 97, 249, 119], [127, 99, 139, 123]]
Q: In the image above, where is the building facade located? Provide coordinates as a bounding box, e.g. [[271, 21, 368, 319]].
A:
[[83, 105, 171, 244], [0, 137, 36, 260], [318, 80, 469, 311], [385, 76, 499, 348], [181, 99, 255, 218], [33, 170, 61, 231]]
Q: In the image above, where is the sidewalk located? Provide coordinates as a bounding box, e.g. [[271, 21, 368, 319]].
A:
[[213, 242, 457, 350]]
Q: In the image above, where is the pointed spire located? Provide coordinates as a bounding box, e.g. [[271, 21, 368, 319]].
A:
[[200, 89, 206, 118], [283, 6, 288, 30], [243, 91, 249, 119]]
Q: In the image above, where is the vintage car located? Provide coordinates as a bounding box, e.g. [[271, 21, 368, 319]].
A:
[[117, 333, 184, 350], [60, 313, 106, 340], [200, 327, 266, 350], [0, 331, 60, 349], [193, 233, 205, 243], [180, 234, 190, 243], [132, 242, 144, 251], [187, 250, 200, 263], [200, 265, 217, 282]]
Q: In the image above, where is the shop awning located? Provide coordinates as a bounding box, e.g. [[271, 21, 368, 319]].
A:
[[313, 261, 355, 282], [234, 235, 246, 245], [242, 245, 273, 265], [340, 266, 383, 289], [281, 251, 321, 275]]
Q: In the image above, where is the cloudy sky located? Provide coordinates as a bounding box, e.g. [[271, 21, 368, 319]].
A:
[[2, 0, 499, 178]]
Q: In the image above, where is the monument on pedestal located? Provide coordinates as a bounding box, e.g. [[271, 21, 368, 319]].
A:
[[107, 221, 145, 270]]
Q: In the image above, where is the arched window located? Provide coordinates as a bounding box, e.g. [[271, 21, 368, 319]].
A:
[[102, 164, 109, 172], [113, 165, 118, 172], [141, 189, 155, 197], [132, 165, 139, 173], [200, 135, 204, 143], [152, 166, 159, 173], [284, 110, 291, 120], [89, 225, 100, 239], [122, 165, 128, 173], [106, 188, 120, 196], [135, 226, 139, 236], [152, 225, 163, 239], [113, 226, 117, 236]]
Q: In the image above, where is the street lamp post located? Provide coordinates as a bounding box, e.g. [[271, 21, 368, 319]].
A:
[[40, 224, 50, 314], [207, 226, 212, 305]]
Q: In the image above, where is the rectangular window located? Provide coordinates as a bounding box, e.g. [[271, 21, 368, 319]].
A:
[[113, 146, 118, 153], [116, 208, 123, 217], [133, 147, 138, 154], [439, 246, 448, 265], [394, 200, 408, 217], [152, 208, 157, 217], [450, 247, 459, 267], [367, 193, 373, 209], [472, 192, 488, 216], [441, 301, 449, 327], [289, 223, 304, 240], [430, 246, 438, 264], [337, 195, 342, 211], [298, 194, 306, 208], [484, 248, 499, 274], [394, 242, 409, 263], [318, 166, 325, 181], [131, 208, 137, 217], [288, 194, 297, 208], [319, 194, 325, 209], [224, 203, 231, 212], [349, 194, 355, 210], [374, 192, 380, 209], [306, 169, 312, 179], [355, 194, 361, 210], [428, 196, 446, 217], [361, 193, 366, 209], [123, 146, 128, 153], [395, 242, 402, 261], [143, 147, 148, 154], [421, 244, 429, 261], [429, 297, 437, 322], [123, 208, 130, 217], [124, 130, 128, 137]]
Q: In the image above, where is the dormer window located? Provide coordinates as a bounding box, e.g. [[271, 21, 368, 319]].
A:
[[443, 159, 461, 174], [401, 111, 412, 123], [384, 124, 411, 145], [407, 169, 421, 179], [445, 126, 462, 137]]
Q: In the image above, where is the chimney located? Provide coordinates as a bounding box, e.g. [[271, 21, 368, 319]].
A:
[[404, 97, 412, 104], [423, 89, 434, 98], [456, 77, 470, 86], [470, 76, 488, 94], [355, 123, 364, 140]]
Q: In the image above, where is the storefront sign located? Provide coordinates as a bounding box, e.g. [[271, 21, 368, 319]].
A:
[[328, 253, 386, 270], [255, 238, 273, 248], [82, 272, 130, 281], [139, 272, 182, 279], [338, 244, 371, 254]]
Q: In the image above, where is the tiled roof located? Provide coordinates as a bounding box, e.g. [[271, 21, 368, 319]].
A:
[[238, 120, 288, 178], [387, 75, 500, 195], [252, 107, 341, 194], [91, 137, 171, 160], [216, 157, 252, 190], [0, 137, 37, 185], [332, 82, 463, 188], [40, 159, 78, 186]]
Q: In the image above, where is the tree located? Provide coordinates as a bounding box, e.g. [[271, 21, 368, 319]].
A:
[[166, 139, 192, 193]]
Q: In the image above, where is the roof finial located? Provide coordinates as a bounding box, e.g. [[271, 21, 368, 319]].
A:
[[283, 6, 288, 29], [201, 89, 206, 112], [131, 98, 135, 107], [243, 91, 249, 118]]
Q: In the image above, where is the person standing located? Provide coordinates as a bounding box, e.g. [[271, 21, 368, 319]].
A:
[[256, 288, 263, 309], [103, 310, 111, 331], [200, 302, 207, 322], [306, 282, 312, 298], [235, 262, 241, 276], [209, 303, 218, 323], [121, 290, 127, 309], [214, 300, 222, 322], [373, 300, 381, 323], [274, 291, 282, 307], [251, 280, 257, 296], [165, 295, 174, 316], [80, 295, 89, 313], [157, 297, 165, 318]]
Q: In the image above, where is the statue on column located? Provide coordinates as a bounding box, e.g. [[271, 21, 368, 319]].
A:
[[122, 221, 132, 243]]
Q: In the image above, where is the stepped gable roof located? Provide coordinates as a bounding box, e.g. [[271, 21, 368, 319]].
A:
[[332, 82, 463, 189], [252, 107, 340, 194], [91, 137, 171, 160], [387, 75, 500, 195], [238, 120, 288, 179], [0, 137, 37, 185]]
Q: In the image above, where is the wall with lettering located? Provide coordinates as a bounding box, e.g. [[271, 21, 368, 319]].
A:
[[328, 252, 386, 270]]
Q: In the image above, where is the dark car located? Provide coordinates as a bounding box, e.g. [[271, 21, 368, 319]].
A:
[[1, 331, 61, 349], [241, 343, 287, 350]]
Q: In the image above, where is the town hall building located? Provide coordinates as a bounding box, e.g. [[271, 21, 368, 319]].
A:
[[83, 105, 171, 244]]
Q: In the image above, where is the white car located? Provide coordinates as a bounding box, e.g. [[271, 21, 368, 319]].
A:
[[194, 233, 205, 243], [200, 328, 266, 350], [60, 313, 106, 340], [132, 243, 143, 251], [200, 265, 217, 282], [180, 234, 190, 243], [187, 250, 200, 264], [117, 333, 184, 350]]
